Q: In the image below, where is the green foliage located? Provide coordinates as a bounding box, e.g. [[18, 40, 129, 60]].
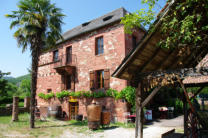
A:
[[121, 9, 155, 33], [121, 0, 158, 33], [92, 91, 106, 98], [106, 88, 118, 97], [120, 86, 136, 105], [0, 97, 24, 105], [5, 74, 31, 85], [81, 91, 93, 98], [121, 0, 208, 52], [38, 92, 54, 100], [54, 87, 136, 105], [0, 70, 18, 100], [6, 0, 65, 52], [175, 98, 183, 112], [16, 78, 31, 97], [55, 90, 70, 99]]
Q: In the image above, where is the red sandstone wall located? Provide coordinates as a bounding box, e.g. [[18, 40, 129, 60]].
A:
[[37, 23, 144, 96], [36, 22, 144, 121], [125, 29, 145, 55]]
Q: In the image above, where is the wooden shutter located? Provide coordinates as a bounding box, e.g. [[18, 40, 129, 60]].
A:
[[104, 69, 110, 89], [90, 71, 95, 90]]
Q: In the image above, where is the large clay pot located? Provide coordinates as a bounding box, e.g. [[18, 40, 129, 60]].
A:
[[101, 111, 110, 125], [87, 103, 101, 129], [48, 105, 58, 118]]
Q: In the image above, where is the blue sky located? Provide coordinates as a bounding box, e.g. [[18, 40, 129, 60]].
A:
[[0, 0, 165, 77]]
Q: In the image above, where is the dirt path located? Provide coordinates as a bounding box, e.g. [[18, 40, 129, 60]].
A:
[[60, 116, 184, 138]]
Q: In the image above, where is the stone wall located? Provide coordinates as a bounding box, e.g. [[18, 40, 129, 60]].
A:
[[183, 54, 208, 84], [0, 107, 29, 116], [36, 22, 144, 121], [36, 22, 145, 98]]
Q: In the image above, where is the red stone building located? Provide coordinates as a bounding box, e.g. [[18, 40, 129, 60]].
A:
[[36, 8, 145, 122]]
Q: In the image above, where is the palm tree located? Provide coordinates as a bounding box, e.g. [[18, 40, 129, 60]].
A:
[[6, 0, 64, 128]]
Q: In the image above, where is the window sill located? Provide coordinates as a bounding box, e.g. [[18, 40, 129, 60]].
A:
[[95, 53, 104, 57]]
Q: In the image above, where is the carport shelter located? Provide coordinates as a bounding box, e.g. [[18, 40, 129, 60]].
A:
[[112, 1, 208, 138]]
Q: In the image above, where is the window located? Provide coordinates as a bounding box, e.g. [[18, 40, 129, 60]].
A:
[[47, 89, 52, 93], [66, 47, 72, 64], [66, 75, 71, 90], [89, 69, 110, 90], [132, 36, 137, 48], [103, 15, 113, 21], [82, 22, 90, 27], [97, 70, 104, 89], [95, 36, 104, 55], [53, 50, 59, 62]]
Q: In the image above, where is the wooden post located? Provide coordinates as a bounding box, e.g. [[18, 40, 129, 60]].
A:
[[24, 97, 30, 110], [12, 96, 19, 121], [135, 82, 143, 138], [183, 94, 188, 135]]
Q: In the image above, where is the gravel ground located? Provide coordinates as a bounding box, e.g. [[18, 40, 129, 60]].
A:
[[60, 116, 184, 138]]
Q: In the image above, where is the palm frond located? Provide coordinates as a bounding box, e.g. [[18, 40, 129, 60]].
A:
[[7, 0, 65, 53]]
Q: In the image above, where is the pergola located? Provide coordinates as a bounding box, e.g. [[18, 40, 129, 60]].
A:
[[112, 1, 208, 138]]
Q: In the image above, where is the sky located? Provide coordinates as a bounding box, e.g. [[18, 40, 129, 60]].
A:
[[0, 0, 166, 77]]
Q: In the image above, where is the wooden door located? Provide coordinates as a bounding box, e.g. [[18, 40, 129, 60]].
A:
[[69, 102, 78, 120]]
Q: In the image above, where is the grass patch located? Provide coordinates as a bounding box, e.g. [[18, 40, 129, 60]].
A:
[[18, 102, 24, 107], [111, 122, 135, 128], [0, 114, 135, 137]]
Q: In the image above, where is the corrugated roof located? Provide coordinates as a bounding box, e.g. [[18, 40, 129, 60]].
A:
[[57, 7, 145, 44]]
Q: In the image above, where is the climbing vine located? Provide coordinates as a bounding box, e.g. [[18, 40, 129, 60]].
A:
[[38, 87, 136, 106], [121, 0, 208, 50]]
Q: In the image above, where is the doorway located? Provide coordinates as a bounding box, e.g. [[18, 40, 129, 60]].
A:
[[69, 102, 78, 120], [66, 75, 71, 90]]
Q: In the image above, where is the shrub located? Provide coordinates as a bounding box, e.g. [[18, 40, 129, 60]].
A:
[[81, 91, 93, 97], [0, 96, 24, 105], [106, 88, 118, 97], [38, 92, 54, 100], [93, 91, 106, 98], [56, 90, 70, 99], [120, 86, 136, 105]]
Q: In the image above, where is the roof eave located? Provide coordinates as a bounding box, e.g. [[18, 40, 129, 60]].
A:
[[112, 0, 175, 79]]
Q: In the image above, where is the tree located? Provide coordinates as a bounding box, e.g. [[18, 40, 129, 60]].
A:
[[121, 0, 208, 52], [0, 70, 11, 97], [6, 0, 65, 128], [17, 78, 31, 97]]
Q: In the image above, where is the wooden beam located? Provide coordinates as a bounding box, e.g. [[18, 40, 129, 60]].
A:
[[177, 76, 195, 113], [190, 86, 205, 100], [142, 85, 162, 108], [155, 50, 175, 70], [140, 47, 161, 72], [135, 82, 143, 138], [138, 66, 208, 79]]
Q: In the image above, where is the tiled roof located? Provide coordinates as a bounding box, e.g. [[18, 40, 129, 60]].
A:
[[57, 7, 145, 44]]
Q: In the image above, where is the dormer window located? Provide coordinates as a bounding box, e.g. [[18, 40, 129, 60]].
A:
[[53, 50, 59, 62], [103, 15, 113, 21], [82, 22, 90, 27]]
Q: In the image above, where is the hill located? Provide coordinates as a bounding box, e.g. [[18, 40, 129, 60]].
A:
[[5, 74, 31, 85]]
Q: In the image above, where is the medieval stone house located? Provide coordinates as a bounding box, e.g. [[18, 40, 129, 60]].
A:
[[36, 8, 145, 122]]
